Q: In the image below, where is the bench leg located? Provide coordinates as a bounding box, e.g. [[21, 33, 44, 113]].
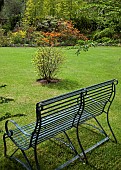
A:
[[64, 131, 79, 155], [53, 131, 79, 155], [21, 150, 33, 170], [3, 133, 7, 157], [91, 115, 108, 137], [106, 89, 117, 143], [76, 114, 111, 164], [76, 125, 88, 164], [34, 146, 41, 170], [107, 113, 117, 143], [3, 133, 33, 170]]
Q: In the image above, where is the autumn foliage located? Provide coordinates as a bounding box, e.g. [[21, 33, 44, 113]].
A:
[[41, 20, 88, 46], [0, 19, 88, 47]]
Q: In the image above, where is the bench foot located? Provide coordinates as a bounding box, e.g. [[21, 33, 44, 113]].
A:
[[10, 154, 32, 170], [3, 133, 33, 170], [4, 145, 41, 170], [8, 149, 33, 170]]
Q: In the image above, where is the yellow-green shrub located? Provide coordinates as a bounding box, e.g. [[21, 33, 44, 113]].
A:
[[33, 47, 64, 82]]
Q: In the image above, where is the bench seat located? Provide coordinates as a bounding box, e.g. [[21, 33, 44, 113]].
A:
[[10, 105, 94, 150]]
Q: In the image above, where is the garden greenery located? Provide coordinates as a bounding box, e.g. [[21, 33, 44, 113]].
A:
[[0, 20, 88, 47], [0, 0, 121, 47]]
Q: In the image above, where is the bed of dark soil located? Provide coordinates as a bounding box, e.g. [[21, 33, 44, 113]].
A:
[[36, 78, 60, 84]]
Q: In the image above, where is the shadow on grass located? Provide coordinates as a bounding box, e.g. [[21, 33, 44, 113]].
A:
[[0, 84, 7, 88], [0, 112, 26, 122], [0, 113, 27, 133], [87, 142, 121, 170], [1, 125, 121, 170], [1, 139, 121, 170], [0, 84, 14, 104], [47, 78, 81, 91], [0, 97, 14, 104]]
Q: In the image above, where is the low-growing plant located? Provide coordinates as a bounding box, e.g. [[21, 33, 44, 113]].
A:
[[0, 28, 11, 47], [36, 16, 58, 32], [11, 30, 26, 44], [33, 47, 64, 83], [93, 28, 115, 40], [25, 26, 44, 46]]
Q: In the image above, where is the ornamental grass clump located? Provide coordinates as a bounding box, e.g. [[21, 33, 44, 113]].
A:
[[33, 47, 63, 83]]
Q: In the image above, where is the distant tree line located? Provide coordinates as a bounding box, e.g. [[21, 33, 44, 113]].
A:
[[0, 0, 121, 45]]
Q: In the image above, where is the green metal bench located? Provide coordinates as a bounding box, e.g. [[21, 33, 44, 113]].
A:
[[3, 79, 118, 170]]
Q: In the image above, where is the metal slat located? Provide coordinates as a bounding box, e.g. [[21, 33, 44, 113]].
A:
[[85, 87, 112, 99], [33, 112, 92, 144], [41, 108, 78, 132], [42, 105, 79, 119], [85, 93, 111, 104], [42, 97, 78, 114], [39, 89, 83, 106], [86, 84, 112, 95], [33, 111, 92, 143], [85, 79, 114, 92]]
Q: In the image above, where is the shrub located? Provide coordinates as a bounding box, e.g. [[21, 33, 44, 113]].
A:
[[42, 32, 61, 46], [93, 28, 115, 40], [25, 26, 44, 46], [41, 20, 88, 46], [57, 20, 88, 46], [36, 16, 58, 32], [0, 28, 11, 47], [10, 30, 26, 44], [9, 27, 44, 46], [96, 37, 112, 43], [0, 20, 88, 47], [33, 47, 63, 82], [95, 37, 120, 46]]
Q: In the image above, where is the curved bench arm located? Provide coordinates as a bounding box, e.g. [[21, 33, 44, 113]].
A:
[[5, 120, 31, 137], [114, 79, 118, 85]]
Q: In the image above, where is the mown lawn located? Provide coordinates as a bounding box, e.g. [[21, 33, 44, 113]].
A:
[[0, 46, 121, 170]]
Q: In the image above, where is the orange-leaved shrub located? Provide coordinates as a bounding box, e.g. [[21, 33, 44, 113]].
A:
[[41, 20, 88, 46]]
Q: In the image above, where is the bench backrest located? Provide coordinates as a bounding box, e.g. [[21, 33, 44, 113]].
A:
[[79, 79, 118, 123], [30, 88, 85, 145]]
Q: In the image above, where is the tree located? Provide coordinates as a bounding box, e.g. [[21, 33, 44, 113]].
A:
[[0, 0, 25, 30], [0, 0, 4, 11], [74, 0, 121, 40], [22, 0, 84, 26], [23, 0, 35, 26]]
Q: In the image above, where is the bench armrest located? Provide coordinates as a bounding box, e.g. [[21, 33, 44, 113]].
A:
[[5, 119, 31, 137]]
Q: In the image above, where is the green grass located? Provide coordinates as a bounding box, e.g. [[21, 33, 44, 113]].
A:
[[0, 46, 121, 170]]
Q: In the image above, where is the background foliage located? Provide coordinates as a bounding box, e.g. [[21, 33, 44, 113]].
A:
[[0, 0, 121, 46]]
